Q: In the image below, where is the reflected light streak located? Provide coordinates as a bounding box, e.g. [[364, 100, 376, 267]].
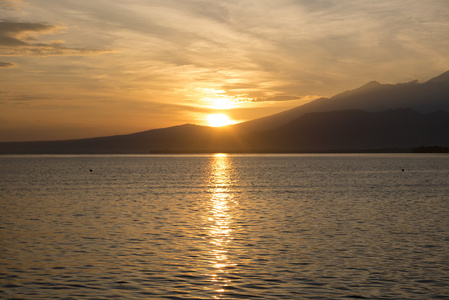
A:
[[206, 154, 237, 297]]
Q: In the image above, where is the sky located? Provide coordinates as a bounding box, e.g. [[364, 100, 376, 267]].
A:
[[1, 0, 449, 142]]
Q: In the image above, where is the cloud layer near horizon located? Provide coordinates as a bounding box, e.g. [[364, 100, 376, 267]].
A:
[[1, 0, 449, 141]]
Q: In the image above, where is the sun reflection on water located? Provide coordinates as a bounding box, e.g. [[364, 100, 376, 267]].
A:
[[206, 153, 237, 297]]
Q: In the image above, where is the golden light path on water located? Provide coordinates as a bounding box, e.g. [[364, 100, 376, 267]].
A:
[[206, 153, 237, 298]]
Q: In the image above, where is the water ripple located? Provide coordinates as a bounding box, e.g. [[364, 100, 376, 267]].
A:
[[1, 154, 449, 299]]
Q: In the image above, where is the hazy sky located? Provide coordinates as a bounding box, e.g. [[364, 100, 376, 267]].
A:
[[1, 0, 449, 141]]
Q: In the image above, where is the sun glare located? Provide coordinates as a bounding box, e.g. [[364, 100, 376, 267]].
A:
[[207, 114, 235, 127], [200, 88, 235, 110]]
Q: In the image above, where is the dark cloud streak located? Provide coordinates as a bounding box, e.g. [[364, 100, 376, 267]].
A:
[[0, 21, 112, 56], [0, 90, 49, 103], [0, 61, 15, 67], [252, 95, 303, 102]]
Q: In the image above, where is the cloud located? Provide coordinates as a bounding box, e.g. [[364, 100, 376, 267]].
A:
[[253, 95, 304, 102], [0, 90, 50, 103], [0, 0, 22, 10], [0, 21, 113, 56], [0, 61, 15, 67], [15, 1, 449, 95], [0, 22, 57, 45], [247, 94, 321, 103]]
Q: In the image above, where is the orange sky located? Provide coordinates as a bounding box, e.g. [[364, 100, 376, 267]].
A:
[[1, 0, 449, 142]]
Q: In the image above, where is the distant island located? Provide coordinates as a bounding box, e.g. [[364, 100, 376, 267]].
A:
[[1, 70, 449, 154]]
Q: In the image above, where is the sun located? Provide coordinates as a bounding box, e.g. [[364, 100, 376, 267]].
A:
[[207, 114, 235, 127]]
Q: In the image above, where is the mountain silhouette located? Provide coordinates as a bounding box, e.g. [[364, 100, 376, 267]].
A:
[[247, 109, 449, 151], [0, 124, 229, 154], [234, 71, 449, 133], [1, 70, 449, 154]]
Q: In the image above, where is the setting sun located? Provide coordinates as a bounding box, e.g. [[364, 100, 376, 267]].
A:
[[207, 114, 236, 127]]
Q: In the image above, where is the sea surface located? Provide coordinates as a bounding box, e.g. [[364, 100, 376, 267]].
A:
[[1, 154, 449, 299]]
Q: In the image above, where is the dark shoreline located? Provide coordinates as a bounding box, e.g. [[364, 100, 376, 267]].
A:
[[1, 147, 448, 155]]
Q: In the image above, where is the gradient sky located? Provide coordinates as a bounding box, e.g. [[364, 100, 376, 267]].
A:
[[1, 0, 449, 141]]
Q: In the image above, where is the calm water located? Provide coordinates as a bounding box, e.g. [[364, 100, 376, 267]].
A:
[[1, 154, 449, 299]]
